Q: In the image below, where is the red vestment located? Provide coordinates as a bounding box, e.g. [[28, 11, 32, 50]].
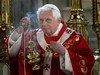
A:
[[7, 21, 95, 75]]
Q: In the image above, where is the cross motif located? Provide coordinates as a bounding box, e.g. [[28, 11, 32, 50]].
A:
[[66, 29, 72, 33], [43, 64, 50, 70]]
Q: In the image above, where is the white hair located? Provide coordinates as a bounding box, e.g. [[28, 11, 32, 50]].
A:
[[37, 4, 61, 19]]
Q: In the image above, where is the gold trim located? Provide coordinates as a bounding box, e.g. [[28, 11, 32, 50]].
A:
[[79, 60, 88, 74], [74, 35, 80, 42]]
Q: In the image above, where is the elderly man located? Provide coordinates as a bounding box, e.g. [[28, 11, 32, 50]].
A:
[[7, 4, 95, 75]]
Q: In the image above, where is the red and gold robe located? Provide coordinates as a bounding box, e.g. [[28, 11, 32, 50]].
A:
[[7, 21, 95, 75]]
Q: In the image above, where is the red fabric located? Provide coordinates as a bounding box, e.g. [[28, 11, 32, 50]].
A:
[[50, 54, 66, 75], [63, 32, 95, 75], [7, 21, 95, 75], [18, 33, 32, 75]]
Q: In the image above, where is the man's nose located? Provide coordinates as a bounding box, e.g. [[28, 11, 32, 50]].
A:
[[42, 20, 47, 26]]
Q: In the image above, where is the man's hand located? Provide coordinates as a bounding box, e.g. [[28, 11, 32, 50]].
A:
[[49, 41, 65, 55]]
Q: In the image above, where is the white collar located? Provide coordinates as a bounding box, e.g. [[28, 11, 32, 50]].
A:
[[51, 23, 63, 36]]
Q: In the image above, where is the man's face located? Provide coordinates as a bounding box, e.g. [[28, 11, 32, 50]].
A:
[[38, 10, 61, 36]]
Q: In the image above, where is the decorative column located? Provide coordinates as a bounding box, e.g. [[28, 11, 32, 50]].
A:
[[92, 0, 100, 50], [66, 0, 89, 41], [0, 0, 12, 63], [1, 0, 12, 26], [92, 0, 100, 75], [0, 0, 12, 75]]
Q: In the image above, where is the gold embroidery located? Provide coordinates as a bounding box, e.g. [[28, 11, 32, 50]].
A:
[[81, 67, 88, 74], [67, 39, 74, 45], [65, 45, 70, 48], [68, 39, 72, 43], [68, 35, 80, 45], [63, 35, 80, 49], [74, 35, 80, 42], [79, 60, 86, 66], [79, 60, 88, 74]]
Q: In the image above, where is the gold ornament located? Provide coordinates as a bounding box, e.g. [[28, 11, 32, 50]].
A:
[[26, 40, 41, 70]]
